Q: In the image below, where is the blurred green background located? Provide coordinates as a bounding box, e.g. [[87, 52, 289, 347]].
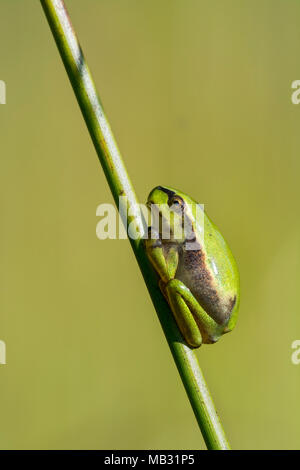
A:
[[0, 0, 300, 450]]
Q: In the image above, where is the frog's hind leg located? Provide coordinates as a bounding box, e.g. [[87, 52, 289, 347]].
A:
[[165, 280, 202, 348], [165, 279, 221, 347]]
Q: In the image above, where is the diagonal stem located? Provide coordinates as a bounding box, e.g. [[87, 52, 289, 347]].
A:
[[40, 0, 230, 450]]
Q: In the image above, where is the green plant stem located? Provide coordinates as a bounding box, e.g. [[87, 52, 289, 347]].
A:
[[40, 0, 230, 450]]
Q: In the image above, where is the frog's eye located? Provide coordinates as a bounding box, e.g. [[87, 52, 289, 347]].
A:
[[169, 195, 184, 209]]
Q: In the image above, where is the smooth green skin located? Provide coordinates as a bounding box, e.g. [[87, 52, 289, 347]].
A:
[[145, 186, 240, 348]]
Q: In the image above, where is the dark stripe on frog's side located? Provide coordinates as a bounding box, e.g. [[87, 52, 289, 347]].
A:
[[176, 246, 236, 325], [156, 186, 176, 198]]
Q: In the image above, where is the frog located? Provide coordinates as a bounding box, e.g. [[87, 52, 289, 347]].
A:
[[145, 186, 240, 348]]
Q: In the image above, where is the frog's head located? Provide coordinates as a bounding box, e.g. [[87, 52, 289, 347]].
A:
[[147, 186, 190, 243], [147, 186, 179, 206]]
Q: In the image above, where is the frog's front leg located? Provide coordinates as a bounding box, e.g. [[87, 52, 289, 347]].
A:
[[145, 229, 178, 283], [165, 280, 222, 348]]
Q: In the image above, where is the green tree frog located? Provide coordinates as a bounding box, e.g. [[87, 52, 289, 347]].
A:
[[145, 186, 240, 348]]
